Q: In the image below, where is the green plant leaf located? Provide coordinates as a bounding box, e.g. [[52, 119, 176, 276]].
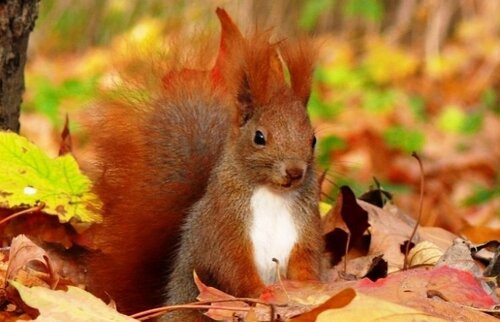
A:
[[318, 135, 347, 168], [481, 88, 499, 114], [437, 105, 484, 134], [0, 132, 102, 224], [463, 186, 500, 207], [344, 0, 383, 22], [383, 126, 425, 153], [362, 89, 396, 114], [299, 0, 336, 31]]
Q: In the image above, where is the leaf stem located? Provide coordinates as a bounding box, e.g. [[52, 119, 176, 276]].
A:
[[404, 152, 425, 270], [131, 298, 282, 321], [0, 202, 45, 226]]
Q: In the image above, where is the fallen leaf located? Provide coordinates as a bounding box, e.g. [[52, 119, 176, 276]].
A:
[[289, 288, 356, 321], [436, 238, 481, 276], [0, 132, 102, 225], [359, 200, 417, 272], [408, 241, 443, 267], [10, 280, 137, 322], [357, 266, 499, 320], [6, 235, 48, 282], [316, 290, 446, 322], [194, 271, 249, 321], [418, 226, 456, 251], [340, 186, 369, 239], [262, 279, 355, 319], [330, 254, 387, 281]]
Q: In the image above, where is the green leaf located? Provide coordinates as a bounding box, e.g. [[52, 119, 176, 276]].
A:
[[308, 89, 343, 120], [437, 105, 483, 134], [463, 186, 500, 206], [481, 88, 499, 114], [299, 0, 336, 31], [383, 126, 425, 153], [0, 132, 102, 224], [362, 89, 396, 114], [408, 95, 427, 122], [344, 0, 383, 22], [317, 135, 347, 168]]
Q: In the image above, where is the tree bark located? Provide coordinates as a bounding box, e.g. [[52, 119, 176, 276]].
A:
[[0, 0, 40, 133]]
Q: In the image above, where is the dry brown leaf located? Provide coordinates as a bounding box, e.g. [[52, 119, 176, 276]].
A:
[[6, 235, 48, 282], [194, 271, 250, 321], [358, 201, 419, 272], [418, 226, 456, 251], [436, 238, 481, 276]]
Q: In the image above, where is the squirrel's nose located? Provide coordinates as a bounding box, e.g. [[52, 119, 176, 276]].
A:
[[286, 167, 305, 181]]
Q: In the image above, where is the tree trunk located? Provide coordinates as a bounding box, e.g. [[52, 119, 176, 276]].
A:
[[0, 0, 40, 133]]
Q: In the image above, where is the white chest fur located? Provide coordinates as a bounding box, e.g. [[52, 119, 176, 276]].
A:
[[249, 186, 298, 285]]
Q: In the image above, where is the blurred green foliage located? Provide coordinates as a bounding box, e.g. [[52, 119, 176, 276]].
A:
[[383, 126, 425, 153], [317, 135, 347, 168], [299, 0, 336, 31], [463, 185, 500, 210], [343, 0, 383, 22], [25, 76, 99, 126], [24, 0, 500, 212], [437, 106, 484, 135]]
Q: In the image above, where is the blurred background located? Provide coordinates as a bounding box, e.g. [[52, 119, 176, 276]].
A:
[[22, 0, 499, 239]]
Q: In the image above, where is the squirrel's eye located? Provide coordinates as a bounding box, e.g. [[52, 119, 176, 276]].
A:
[[312, 135, 317, 149], [254, 130, 266, 146]]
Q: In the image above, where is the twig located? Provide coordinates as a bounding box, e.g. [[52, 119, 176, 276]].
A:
[[131, 298, 283, 321], [343, 232, 351, 275], [43, 255, 60, 290], [133, 304, 251, 321], [0, 202, 46, 226], [404, 152, 425, 270], [273, 257, 290, 304]]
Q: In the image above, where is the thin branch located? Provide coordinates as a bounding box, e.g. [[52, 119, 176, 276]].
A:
[[131, 298, 283, 320], [0, 202, 46, 226], [343, 231, 351, 275], [404, 152, 425, 270], [134, 304, 251, 321]]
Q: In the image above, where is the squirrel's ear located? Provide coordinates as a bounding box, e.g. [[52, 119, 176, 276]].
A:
[[236, 74, 254, 126], [212, 8, 244, 87], [280, 40, 317, 107]]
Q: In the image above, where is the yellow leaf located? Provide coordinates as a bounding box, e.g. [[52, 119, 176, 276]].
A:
[[317, 292, 447, 322], [408, 241, 443, 267], [363, 38, 418, 84], [319, 202, 332, 218], [10, 281, 137, 322]]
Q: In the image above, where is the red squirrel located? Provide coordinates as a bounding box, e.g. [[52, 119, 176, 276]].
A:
[[85, 8, 323, 320]]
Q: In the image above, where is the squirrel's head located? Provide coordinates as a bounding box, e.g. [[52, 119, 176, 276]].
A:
[[233, 91, 316, 192], [212, 8, 318, 192], [232, 39, 317, 192]]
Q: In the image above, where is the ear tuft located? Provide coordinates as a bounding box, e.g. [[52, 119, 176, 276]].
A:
[[279, 39, 318, 107], [211, 8, 245, 88]]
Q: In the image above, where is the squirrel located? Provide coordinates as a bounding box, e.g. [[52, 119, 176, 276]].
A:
[[85, 8, 323, 320]]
